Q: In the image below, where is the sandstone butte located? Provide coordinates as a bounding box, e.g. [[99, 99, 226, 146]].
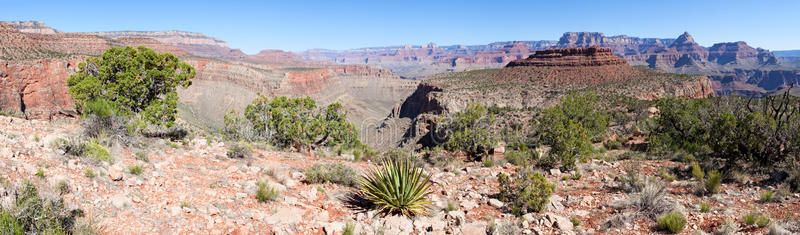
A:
[[396, 46, 713, 121]]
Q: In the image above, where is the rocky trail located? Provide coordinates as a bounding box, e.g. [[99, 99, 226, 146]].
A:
[[1, 115, 798, 234]]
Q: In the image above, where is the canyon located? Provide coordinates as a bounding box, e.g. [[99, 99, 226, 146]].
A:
[[0, 21, 417, 137], [304, 31, 799, 96]]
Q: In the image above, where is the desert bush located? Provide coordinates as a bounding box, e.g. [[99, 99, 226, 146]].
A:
[[256, 181, 279, 202], [704, 170, 722, 195], [630, 177, 674, 218], [129, 165, 143, 176], [761, 190, 774, 202], [604, 136, 624, 150], [699, 202, 710, 212], [438, 103, 498, 159], [650, 92, 800, 170], [498, 170, 555, 216], [540, 92, 610, 141], [54, 137, 86, 157], [691, 162, 704, 180], [223, 95, 360, 150], [360, 159, 432, 216], [227, 142, 252, 159], [743, 211, 770, 228], [571, 216, 581, 227], [84, 139, 113, 163], [0, 182, 86, 234], [67, 46, 194, 127], [305, 163, 359, 187], [656, 212, 686, 234], [536, 93, 606, 169]]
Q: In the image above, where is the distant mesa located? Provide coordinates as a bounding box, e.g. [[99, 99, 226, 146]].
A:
[[506, 46, 627, 67]]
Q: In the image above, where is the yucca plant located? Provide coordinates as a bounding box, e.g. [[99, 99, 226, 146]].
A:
[[360, 158, 432, 216]]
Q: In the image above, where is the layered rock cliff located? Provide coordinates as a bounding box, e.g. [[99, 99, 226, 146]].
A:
[[0, 22, 418, 143], [398, 47, 713, 117]]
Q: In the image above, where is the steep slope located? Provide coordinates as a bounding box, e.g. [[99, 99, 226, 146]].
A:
[[0, 22, 417, 144]]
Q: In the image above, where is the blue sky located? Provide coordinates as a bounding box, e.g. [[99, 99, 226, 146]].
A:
[[2, 0, 799, 53]]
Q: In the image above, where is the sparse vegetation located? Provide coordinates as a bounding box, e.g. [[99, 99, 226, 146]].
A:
[[84, 169, 96, 178], [256, 181, 279, 202], [691, 162, 704, 180], [343, 221, 355, 235], [360, 159, 432, 216], [656, 212, 686, 234], [704, 170, 722, 195], [0, 182, 88, 234], [129, 165, 143, 176], [571, 216, 581, 227], [134, 152, 149, 162], [498, 170, 555, 216], [699, 202, 710, 212], [305, 163, 359, 187], [761, 190, 774, 202], [227, 142, 252, 159]]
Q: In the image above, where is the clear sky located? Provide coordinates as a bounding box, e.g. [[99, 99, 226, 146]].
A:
[[2, 0, 798, 54]]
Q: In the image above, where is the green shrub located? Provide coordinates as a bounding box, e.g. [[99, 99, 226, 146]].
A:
[[0, 210, 23, 235], [84, 169, 96, 178], [658, 168, 675, 182], [504, 150, 539, 167], [650, 95, 800, 170], [699, 202, 710, 212], [223, 95, 361, 150], [439, 103, 498, 159], [360, 159, 432, 216], [547, 120, 592, 169], [704, 170, 722, 195], [742, 211, 769, 227], [134, 152, 149, 162], [756, 215, 770, 227], [256, 181, 279, 202], [227, 142, 252, 159], [761, 190, 774, 202], [54, 137, 86, 157], [536, 93, 606, 169], [656, 212, 686, 234], [343, 221, 355, 235], [498, 170, 555, 216], [84, 139, 113, 163], [571, 216, 581, 227], [305, 163, 359, 187], [67, 46, 195, 127], [691, 162, 704, 180], [35, 169, 44, 179], [445, 201, 458, 212], [129, 165, 143, 176], [540, 93, 610, 141], [604, 138, 623, 150], [743, 212, 757, 225], [1, 182, 85, 234]]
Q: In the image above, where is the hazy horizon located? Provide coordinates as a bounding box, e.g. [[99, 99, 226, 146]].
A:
[[2, 0, 799, 53]]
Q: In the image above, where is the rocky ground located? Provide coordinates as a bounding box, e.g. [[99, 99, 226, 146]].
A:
[[1, 115, 799, 234]]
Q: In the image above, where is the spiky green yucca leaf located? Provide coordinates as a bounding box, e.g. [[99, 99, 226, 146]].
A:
[[360, 159, 432, 216]]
